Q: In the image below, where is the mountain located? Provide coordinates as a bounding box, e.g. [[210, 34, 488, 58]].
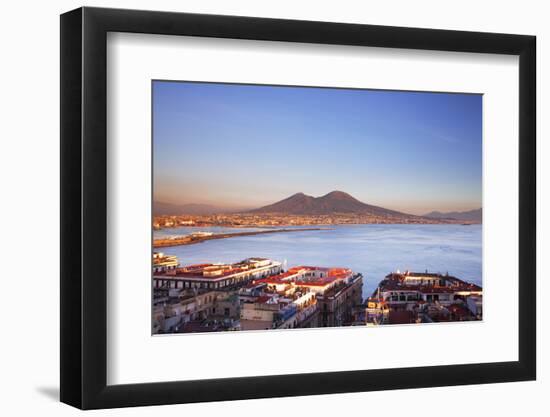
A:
[[248, 191, 412, 217], [424, 208, 482, 222], [153, 201, 243, 216]]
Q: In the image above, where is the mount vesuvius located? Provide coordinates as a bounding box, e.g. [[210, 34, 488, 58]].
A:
[[248, 191, 414, 218]]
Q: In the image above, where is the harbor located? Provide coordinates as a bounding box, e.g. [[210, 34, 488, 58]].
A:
[[153, 227, 326, 248], [153, 252, 482, 334]]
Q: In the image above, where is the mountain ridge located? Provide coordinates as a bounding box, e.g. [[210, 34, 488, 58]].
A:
[[248, 190, 413, 217], [153, 201, 246, 215], [423, 208, 482, 222]]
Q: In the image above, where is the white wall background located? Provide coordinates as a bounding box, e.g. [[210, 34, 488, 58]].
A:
[[0, 0, 546, 415]]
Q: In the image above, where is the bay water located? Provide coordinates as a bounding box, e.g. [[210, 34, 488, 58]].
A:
[[154, 224, 482, 299]]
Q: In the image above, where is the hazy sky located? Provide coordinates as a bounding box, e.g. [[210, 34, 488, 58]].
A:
[[153, 81, 482, 215]]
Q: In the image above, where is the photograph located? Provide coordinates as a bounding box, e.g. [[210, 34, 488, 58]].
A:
[[151, 81, 483, 334], [53, 3, 539, 412]]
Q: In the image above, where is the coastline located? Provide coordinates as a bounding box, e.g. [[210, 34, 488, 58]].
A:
[[154, 221, 481, 234], [153, 227, 327, 248]]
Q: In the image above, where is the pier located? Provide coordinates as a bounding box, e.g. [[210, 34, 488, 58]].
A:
[[153, 227, 325, 248]]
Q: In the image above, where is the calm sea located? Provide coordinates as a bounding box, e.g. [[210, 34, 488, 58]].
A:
[[153, 224, 482, 299]]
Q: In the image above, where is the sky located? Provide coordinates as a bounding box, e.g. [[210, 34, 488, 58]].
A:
[[153, 81, 482, 215]]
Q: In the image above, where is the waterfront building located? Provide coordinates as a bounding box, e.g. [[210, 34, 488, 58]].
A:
[[366, 271, 482, 324], [152, 251, 179, 273], [152, 253, 363, 333], [375, 271, 481, 307], [251, 265, 363, 328], [153, 258, 283, 290], [315, 273, 363, 327]]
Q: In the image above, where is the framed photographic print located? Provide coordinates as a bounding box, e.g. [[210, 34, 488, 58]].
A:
[[60, 6, 536, 410]]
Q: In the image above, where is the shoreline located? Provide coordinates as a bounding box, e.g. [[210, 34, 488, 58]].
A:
[[154, 222, 481, 233], [153, 227, 327, 248]]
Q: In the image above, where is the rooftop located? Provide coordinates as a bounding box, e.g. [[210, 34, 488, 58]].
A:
[[380, 271, 482, 293], [154, 258, 281, 280]]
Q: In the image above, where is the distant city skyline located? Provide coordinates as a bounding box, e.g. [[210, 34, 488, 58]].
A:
[[153, 81, 482, 215]]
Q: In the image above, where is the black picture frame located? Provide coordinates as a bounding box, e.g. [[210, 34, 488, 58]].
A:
[[60, 6, 536, 410]]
